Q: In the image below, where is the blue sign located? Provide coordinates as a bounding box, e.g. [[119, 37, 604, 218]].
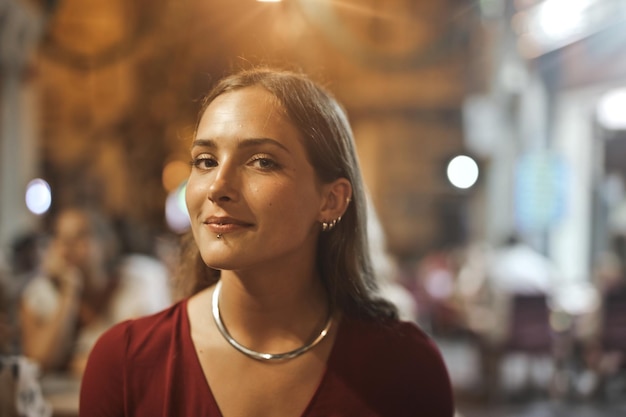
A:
[[515, 151, 568, 231]]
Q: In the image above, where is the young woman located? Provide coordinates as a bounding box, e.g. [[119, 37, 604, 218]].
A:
[[80, 68, 454, 417]]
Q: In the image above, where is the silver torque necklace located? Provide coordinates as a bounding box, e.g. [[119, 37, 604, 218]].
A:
[[211, 280, 333, 361]]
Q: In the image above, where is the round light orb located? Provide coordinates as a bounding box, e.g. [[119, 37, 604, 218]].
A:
[[447, 155, 479, 190], [597, 88, 626, 130], [165, 182, 190, 233], [162, 160, 190, 192], [25, 178, 52, 215]]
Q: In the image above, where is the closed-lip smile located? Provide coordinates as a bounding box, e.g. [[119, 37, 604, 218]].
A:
[[203, 216, 253, 234]]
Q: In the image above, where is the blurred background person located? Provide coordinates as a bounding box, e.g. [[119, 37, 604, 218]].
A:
[[403, 245, 466, 337], [461, 233, 559, 340], [1, 230, 46, 355], [460, 233, 561, 401], [19, 206, 172, 376]]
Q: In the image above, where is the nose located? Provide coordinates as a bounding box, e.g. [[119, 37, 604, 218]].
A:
[[207, 164, 239, 203]]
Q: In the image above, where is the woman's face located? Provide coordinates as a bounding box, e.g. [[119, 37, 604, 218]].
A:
[[186, 86, 327, 272]]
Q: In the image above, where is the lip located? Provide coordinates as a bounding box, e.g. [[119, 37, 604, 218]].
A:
[[203, 216, 254, 234]]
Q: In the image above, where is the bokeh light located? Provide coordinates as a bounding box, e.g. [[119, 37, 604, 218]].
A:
[[25, 178, 52, 215], [446, 155, 479, 190], [162, 160, 191, 192], [165, 181, 190, 233], [597, 88, 626, 130], [535, 0, 592, 45]]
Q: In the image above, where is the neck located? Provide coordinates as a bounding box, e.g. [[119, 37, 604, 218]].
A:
[[212, 280, 333, 361], [215, 269, 331, 352]]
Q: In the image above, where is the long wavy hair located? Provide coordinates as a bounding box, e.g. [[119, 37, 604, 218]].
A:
[[176, 67, 397, 321]]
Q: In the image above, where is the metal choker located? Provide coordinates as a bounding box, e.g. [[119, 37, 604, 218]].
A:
[[211, 280, 333, 361]]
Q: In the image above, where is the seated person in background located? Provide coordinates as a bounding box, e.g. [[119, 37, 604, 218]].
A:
[[2, 231, 46, 355], [19, 206, 172, 375], [462, 233, 559, 344], [459, 233, 560, 399]]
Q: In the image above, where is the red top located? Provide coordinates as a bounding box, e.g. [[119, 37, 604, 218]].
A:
[[80, 299, 454, 417]]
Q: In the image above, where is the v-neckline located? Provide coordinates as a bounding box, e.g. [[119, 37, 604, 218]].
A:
[[182, 298, 345, 417]]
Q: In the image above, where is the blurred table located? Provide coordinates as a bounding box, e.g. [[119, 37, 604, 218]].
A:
[[40, 374, 80, 417]]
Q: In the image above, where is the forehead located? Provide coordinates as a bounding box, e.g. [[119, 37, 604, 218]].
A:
[[197, 86, 298, 139]]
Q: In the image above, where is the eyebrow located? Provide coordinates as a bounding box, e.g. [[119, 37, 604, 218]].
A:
[[191, 137, 291, 154]]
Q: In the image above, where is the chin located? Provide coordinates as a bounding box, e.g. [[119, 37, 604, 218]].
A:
[[199, 250, 237, 271]]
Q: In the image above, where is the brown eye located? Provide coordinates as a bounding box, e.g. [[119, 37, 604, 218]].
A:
[[192, 155, 217, 170], [250, 155, 280, 170]]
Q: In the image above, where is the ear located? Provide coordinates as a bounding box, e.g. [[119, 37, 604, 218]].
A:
[[318, 178, 352, 223]]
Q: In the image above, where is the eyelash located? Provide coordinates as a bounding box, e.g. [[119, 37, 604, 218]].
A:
[[189, 154, 280, 171], [190, 155, 217, 170], [249, 155, 280, 170]]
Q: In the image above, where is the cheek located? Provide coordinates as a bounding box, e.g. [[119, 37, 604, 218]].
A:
[[247, 179, 281, 204], [264, 183, 318, 219], [185, 179, 205, 214]]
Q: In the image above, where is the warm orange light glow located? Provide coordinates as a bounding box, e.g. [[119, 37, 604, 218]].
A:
[[257, 0, 282, 2], [162, 160, 190, 192]]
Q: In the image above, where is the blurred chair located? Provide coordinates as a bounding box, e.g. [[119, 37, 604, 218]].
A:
[[601, 288, 626, 354], [505, 294, 553, 353], [484, 294, 556, 403], [595, 287, 626, 398]]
